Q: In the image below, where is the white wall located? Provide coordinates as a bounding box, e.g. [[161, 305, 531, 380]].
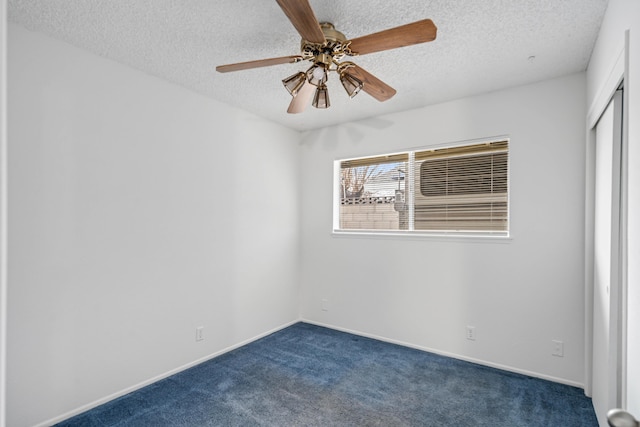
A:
[[299, 73, 587, 386], [586, 0, 640, 416], [7, 24, 300, 427]]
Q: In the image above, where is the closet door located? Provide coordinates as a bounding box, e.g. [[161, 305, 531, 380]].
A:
[[592, 88, 623, 427]]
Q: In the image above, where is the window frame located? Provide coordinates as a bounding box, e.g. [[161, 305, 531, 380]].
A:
[[332, 137, 511, 239]]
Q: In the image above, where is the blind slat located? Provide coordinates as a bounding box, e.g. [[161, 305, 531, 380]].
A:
[[341, 153, 409, 168], [414, 141, 508, 161]]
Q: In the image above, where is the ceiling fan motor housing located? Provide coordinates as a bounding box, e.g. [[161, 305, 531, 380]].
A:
[[301, 22, 351, 63]]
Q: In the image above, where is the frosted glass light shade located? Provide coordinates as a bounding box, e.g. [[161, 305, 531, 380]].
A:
[[312, 84, 330, 109], [282, 72, 307, 96], [340, 72, 363, 98], [307, 64, 328, 86]]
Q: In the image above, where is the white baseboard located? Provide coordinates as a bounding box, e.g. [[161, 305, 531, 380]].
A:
[[301, 318, 586, 390], [37, 319, 300, 427]]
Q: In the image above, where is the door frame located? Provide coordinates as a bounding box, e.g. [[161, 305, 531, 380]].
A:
[[1, 2, 8, 427], [585, 32, 630, 409]]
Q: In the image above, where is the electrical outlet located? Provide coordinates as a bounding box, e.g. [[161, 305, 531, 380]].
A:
[[196, 326, 204, 342], [466, 326, 476, 341], [552, 340, 564, 357], [321, 299, 329, 312]]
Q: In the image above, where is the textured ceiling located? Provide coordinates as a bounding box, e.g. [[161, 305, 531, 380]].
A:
[[8, 0, 609, 132]]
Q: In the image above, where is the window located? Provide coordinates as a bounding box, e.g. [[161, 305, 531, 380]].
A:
[[335, 139, 509, 236], [339, 153, 409, 231]]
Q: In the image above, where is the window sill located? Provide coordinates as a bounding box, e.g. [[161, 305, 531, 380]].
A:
[[331, 230, 512, 243]]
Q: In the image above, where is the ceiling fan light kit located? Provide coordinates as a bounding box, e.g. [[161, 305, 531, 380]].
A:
[[307, 63, 329, 86], [216, 0, 437, 114], [312, 84, 330, 109], [339, 70, 363, 98], [282, 72, 307, 96]]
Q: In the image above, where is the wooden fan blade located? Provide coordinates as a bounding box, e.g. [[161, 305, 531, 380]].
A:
[[347, 65, 396, 102], [216, 55, 303, 73], [276, 0, 326, 44], [348, 19, 437, 56], [287, 80, 315, 114]]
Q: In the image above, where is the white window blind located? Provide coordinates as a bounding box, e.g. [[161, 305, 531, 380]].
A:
[[414, 141, 508, 232], [335, 139, 509, 236]]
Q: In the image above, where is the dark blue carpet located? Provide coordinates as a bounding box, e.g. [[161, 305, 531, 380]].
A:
[[55, 322, 598, 426]]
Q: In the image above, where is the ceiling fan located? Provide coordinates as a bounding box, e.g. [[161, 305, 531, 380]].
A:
[[216, 0, 437, 114]]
